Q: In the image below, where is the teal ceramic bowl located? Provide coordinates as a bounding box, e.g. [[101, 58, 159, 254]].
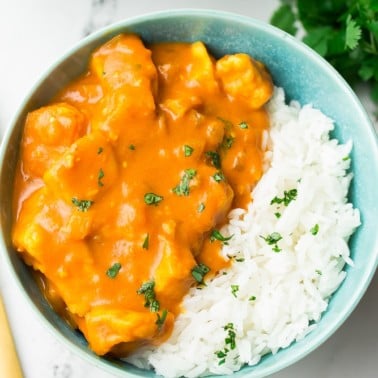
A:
[[1, 9, 377, 378]]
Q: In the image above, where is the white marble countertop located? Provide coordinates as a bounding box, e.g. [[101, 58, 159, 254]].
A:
[[0, 1, 377, 377]]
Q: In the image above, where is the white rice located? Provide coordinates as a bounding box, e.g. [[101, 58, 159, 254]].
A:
[[125, 87, 361, 377]]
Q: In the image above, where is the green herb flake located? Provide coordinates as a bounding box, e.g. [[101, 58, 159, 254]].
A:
[[261, 232, 282, 253], [270, 189, 297, 206], [191, 263, 210, 284], [222, 135, 235, 149], [71, 198, 94, 212], [213, 171, 225, 183], [172, 169, 197, 196], [197, 202, 206, 213], [129, 144, 136, 150], [210, 229, 233, 245], [144, 192, 164, 206], [206, 151, 221, 169], [274, 212, 281, 219], [310, 224, 319, 236], [106, 262, 121, 279], [155, 309, 168, 330], [315, 269, 322, 276], [342, 155, 350, 161], [142, 234, 149, 250], [249, 295, 256, 301], [269, 1, 378, 109], [137, 280, 160, 312], [239, 121, 249, 129], [224, 323, 236, 350], [97, 147, 103, 154], [98, 168, 105, 187], [184, 145, 194, 157], [231, 284, 239, 298]]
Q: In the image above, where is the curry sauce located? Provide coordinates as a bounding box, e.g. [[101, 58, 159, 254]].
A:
[[12, 34, 273, 356]]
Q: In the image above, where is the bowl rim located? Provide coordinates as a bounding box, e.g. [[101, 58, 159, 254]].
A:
[[1, 8, 377, 378]]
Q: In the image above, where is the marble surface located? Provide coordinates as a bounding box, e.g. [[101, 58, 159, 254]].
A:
[[0, 1, 377, 377]]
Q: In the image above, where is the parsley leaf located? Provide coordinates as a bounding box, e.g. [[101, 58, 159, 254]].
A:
[[345, 15, 362, 50], [191, 263, 210, 284], [206, 151, 221, 169], [137, 280, 160, 312], [270, 3, 298, 35], [106, 262, 121, 278], [155, 309, 168, 330], [172, 169, 197, 196], [210, 229, 233, 245], [144, 192, 164, 206], [184, 145, 194, 157], [71, 198, 94, 212]]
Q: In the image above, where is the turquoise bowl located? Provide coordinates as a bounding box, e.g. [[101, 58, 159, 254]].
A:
[[1, 9, 377, 378]]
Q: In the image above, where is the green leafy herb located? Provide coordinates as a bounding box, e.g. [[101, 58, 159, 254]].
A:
[[198, 202, 206, 213], [310, 224, 319, 235], [231, 284, 239, 298], [270, 189, 297, 206], [342, 155, 350, 161], [144, 192, 164, 206], [270, 0, 378, 109], [222, 135, 235, 149], [315, 269, 323, 275], [155, 309, 168, 330], [97, 147, 103, 154], [172, 169, 197, 196], [71, 198, 94, 212], [210, 229, 233, 245], [191, 263, 210, 284], [249, 295, 256, 301], [137, 280, 160, 312], [274, 212, 282, 219], [129, 144, 136, 150], [239, 121, 249, 129], [98, 168, 104, 187], [213, 171, 225, 182], [142, 233, 149, 250], [215, 323, 237, 366], [206, 151, 221, 169], [184, 145, 194, 157], [106, 262, 121, 278], [260, 232, 283, 252]]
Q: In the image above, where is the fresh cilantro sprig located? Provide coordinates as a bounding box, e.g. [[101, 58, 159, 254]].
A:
[[270, 0, 378, 108]]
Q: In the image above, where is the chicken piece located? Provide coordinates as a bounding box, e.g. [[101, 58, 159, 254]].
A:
[[153, 41, 218, 118], [43, 132, 118, 204], [90, 34, 157, 137], [21, 103, 87, 177], [216, 53, 273, 109], [82, 308, 163, 355]]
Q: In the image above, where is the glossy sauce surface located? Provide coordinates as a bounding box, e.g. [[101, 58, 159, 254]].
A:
[[12, 34, 273, 355]]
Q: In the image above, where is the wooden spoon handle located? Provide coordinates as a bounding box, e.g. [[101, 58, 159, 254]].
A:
[[0, 294, 23, 378]]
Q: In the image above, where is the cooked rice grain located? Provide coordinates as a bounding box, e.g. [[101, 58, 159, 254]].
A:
[[126, 88, 361, 377]]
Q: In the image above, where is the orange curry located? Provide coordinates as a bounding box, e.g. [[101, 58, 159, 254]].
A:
[[12, 34, 273, 356]]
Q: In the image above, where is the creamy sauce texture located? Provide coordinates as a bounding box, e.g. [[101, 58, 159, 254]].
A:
[[12, 34, 273, 355]]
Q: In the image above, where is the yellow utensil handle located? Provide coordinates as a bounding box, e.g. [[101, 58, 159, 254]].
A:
[[0, 295, 23, 378]]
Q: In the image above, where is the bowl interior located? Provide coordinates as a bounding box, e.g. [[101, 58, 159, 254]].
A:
[[1, 10, 377, 378]]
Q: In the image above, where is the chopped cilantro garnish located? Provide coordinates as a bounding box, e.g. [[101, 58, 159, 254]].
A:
[[71, 198, 94, 212], [270, 189, 297, 206], [222, 135, 235, 149], [310, 224, 319, 235], [210, 229, 233, 245], [191, 263, 210, 284], [249, 295, 256, 301], [106, 262, 121, 278], [239, 121, 249, 129], [142, 234, 149, 250], [184, 145, 194, 157], [206, 151, 221, 169], [98, 168, 104, 187], [274, 212, 281, 218], [155, 309, 168, 330], [231, 284, 239, 298], [172, 169, 197, 196], [129, 144, 136, 150], [137, 280, 160, 312], [97, 147, 103, 154], [260, 232, 283, 252], [213, 171, 225, 182], [144, 192, 164, 206]]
